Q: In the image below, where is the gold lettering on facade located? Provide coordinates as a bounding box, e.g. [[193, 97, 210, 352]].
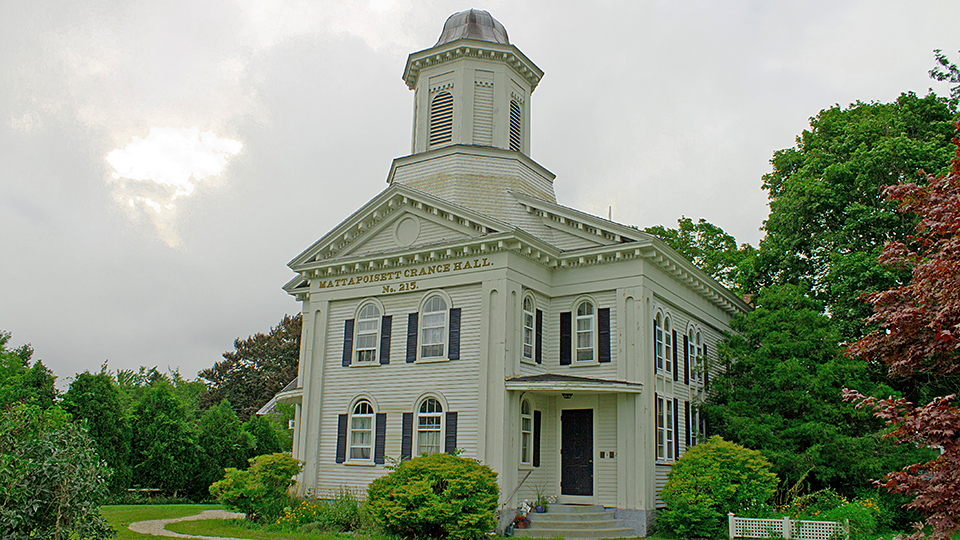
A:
[[314, 257, 494, 291]]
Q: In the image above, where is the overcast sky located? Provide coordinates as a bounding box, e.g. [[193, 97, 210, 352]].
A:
[[2, 0, 958, 389]]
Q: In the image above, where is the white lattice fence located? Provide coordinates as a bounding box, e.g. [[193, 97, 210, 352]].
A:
[[728, 513, 848, 540]]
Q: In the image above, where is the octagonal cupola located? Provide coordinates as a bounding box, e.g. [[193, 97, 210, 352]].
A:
[[403, 9, 543, 156]]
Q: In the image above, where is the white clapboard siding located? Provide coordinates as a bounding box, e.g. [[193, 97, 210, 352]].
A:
[[473, 78, 494, 146], [314, 283, 483, 494], [596, 394, 618, 507], [655, 464, 671, 508]]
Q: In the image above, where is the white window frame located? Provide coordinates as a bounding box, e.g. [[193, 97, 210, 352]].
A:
[[695, 331, 704, 385], [656, 395, 665, 460], [522, 295, 536, 362], [665, 398, 674, 460], [354, 302, 381, 364], [520, 398, 533, 466], [416, 396, 444, 455], [655, 313, 664, 372], [349, 399, 375, 462], [575, 300, 596, 362], [663, 315, 673, 375], [420, 295, 448, 360]]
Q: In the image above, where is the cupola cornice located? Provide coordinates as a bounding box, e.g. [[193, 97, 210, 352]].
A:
[[402, 40, 543, 91]]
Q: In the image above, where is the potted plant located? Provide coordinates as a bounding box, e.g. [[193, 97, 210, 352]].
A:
[[534, 484, 549, 513], [514, 512, 531, 529]]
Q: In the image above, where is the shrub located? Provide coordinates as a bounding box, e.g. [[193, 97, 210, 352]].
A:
[[784, 490, 880, 540], [659, 436, 778, 539], [0, 403, 114, 540], [366, 453, 499, 540], [276, 488, 367, 531], [209, 452, 302, 522]]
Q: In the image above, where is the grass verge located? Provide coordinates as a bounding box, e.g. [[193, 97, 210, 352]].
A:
[[99, 504, 225, 540], [167, 519, 385, 540]]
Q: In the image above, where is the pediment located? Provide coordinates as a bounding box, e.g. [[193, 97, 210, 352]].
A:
[[288, 184, 510, 270]]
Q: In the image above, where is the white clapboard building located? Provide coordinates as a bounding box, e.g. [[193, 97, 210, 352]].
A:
[[276, 9, 749, 536]]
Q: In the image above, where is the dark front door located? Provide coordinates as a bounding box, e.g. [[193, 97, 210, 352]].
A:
[[560, 408, 593, 496]]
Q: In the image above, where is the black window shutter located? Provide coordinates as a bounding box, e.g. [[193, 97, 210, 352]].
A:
[[533, 410, 542, 467], [445, 411, 458, 454], [401, 412, 413, 460], [560, 312, 572, 365], [448, 308, 461, 360], [684, 401, 691, 447], [673, 397, 680, 458], [374, 413, 387, 464], [683, 334, 690, 385], [598, 308, 611, 363], [703, 343, 709, 387], [342, 320, 355, 367], [405, 313, 418, 363], [335, 414, 348, 463], [672, 329, 678, 381], [535, 310, 543, 364], [380, 315, 392, 364]]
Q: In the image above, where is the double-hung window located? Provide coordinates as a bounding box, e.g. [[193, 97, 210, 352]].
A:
[[522, 296, 535, 361], [520, 399, 533, 465], [417, 397, 443, 455], [355, 304, 380, 363], [655, 314, 664, 372], [349, 400, 374, 460], [576, 301, 595, 362], [656, 395, 674, 461], [663, 316, 673, 374], [421, 296, 447, 359]]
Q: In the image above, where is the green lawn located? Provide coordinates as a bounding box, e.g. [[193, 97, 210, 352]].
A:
[[99, 504, 225, 540], [167, 518, 375, 539]]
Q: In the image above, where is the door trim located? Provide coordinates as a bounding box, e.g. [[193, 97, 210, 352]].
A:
[[556, 394, 597, 504]]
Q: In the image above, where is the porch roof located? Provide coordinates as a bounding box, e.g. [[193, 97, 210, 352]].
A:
[[504, 374, 643, 394]]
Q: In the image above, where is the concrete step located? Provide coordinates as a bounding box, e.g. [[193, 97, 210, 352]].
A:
[[529, 518, 620, 530], [529, 511, 617, 523], [513, 526, 636, 539], [511, 504, 635, 539]]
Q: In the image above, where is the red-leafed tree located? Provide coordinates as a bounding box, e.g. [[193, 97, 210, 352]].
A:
[[845, 121, 960, 540]]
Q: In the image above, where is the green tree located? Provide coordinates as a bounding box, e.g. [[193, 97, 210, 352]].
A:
[[0, 331, 57, 409], [702, 284, 929, 497], [128, 382, 202, 498], [659, 436, 778, 539], [645, 217, 758, 295], [199, 314, 302, 420], [0, 403, 114, 540], [756, 92, 956, 338], [62, 368, 131, 492], [197, 399, 254, 490], [242, 414, 282, 458], [929, 49, 960, 107]]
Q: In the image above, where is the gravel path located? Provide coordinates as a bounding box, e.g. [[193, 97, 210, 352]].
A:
[[127, 509, 250, 539]]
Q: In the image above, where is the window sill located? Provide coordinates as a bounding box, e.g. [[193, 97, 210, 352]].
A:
[[570, 360, 600, 367], [519, 463, 534, 470], [344, 461, 377, 467], [349, 361, 380, 367], [416, 357, 450, 364], [520, 358, 537, 365]]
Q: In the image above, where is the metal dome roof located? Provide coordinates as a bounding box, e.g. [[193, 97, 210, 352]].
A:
[[435, 9, 509, 46]]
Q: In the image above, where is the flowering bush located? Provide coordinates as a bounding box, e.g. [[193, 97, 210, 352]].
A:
[[784, 490, 880, 540], [275, 488, 367, 532]]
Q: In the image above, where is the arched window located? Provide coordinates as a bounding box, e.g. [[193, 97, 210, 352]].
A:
[[349, 400, 375, 461], [695, 331, 703, 384], [417, 397, 443, 455], [509, 99, 522, 152], [576, 301, 595, 362], [355, 303, 380, 363], [429, 92, 453, 147], [421, 295, 448, 358], [663, 315, 673, 374], [520, 399, 533, 465], [655, 313, 664, 371], [522, 295, 535, 361]]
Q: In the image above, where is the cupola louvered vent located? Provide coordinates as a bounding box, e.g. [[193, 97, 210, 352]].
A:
[[429, 92, 454, 148], [509, 99, 522, 152]]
